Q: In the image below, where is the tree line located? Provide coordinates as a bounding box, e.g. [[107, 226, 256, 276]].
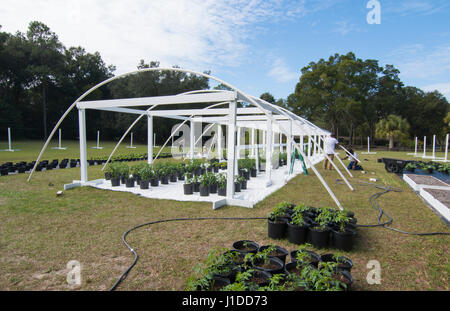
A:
[[1, 22, 448, 148], [262, 52, 449, 149]]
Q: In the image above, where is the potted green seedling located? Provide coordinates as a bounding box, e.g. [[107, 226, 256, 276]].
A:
[[404, 162, 416, 173], [183, 173, 193, 195], [106, 162, 122, 187], [199, 174, 210, 197], [139, 164, 153, 190], [192, 175, 200, 192], [309, 208, 333, 248], [287, 208, 310, 245], [217, 173, 227, 196], [267, 201, 292, 239]]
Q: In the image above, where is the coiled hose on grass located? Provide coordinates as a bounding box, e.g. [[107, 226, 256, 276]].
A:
[[110, 181, 449, 291]]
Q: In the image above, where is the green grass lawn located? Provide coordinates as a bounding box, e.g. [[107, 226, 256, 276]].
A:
[[0, 142, 448, 291]]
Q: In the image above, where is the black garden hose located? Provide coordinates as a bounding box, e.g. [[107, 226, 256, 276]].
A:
[[110, 182, 449, 291], [336, 179, 450, 236], [109, 216, 268, 291]]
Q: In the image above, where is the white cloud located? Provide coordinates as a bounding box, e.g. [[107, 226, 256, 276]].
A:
[[0, 0, 318, 74], [268, 58, 299, 83], [386, 0, 449, 16], [387, 44, 450, 80], [422, 83, 450, 99]]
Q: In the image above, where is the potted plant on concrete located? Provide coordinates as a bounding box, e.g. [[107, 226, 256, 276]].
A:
[[207, 173, 218, 194], [183, 173, 193, 195], [199, 174, 210, 197], [139, 164, 153, 190], [192, 175, 200, 192], [234, 175, 244, 192], [159, 166, 170, 184], [217, 173, 227, 196], [106, 162, 122, 187]]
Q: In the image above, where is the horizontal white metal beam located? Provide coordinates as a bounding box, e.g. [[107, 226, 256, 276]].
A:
[[77, 92, 237, 109]]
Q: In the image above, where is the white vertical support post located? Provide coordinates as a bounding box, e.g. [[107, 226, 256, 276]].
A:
[[432, 135, 436, 159], [127, 132, 136, 149], [226, 99, 237, 198], [300, 135, 304, 155], [251, 128, 256, 158], [97, 131, 100, 148], [237, 127, 241, 159], [423, 136, 427, 157], [148, 115, 153, 164], [58, 129, 62, 149], [8, 127, 12, 151], [218, 124, 223, 160], [287, 120, 292, 174], [190, 120, 195, 160], [279, 132, 283, 153], [445, 134, 449, 162], [415, 137, 418, 155], [78, 109, 88, 183], [154, 133, 156, 147], [308, 136, 312, 158], [266, 112, 273, 187]]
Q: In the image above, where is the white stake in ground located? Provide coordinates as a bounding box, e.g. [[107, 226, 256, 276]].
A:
[[1, 128, 19, 152], [362, 136, 377, 154], [422, 136, 434, 159], [434, 134, 449, 163], [92, 130, 104, 149], [408, 137, 418, 156], [126, 132, 136, 149], [51, 129, 67, 150]]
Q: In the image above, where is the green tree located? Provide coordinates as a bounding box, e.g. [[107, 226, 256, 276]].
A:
[[375, 114, 410, 149], [260, 92, 275, 104]]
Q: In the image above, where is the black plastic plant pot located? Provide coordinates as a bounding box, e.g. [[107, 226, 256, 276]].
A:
[[111, 177, 121, 187], [232, 240, 259, 254], [140, 180, 149, 190], [193, 182, 200, 192], [290, 250, 321, 268], [161, 175, 169, 185], [199, 185, 210, 197], [251, 168, 257, 177], [235, 182, 241, 192], [258, 245, 289, 264], [309, 227, 330, 248], [253, 257, 284, 274], [170, 174, 178, 182], [125, 178, 135, 188], [241, 180, 247, 190], [267, 218, 288, 239], [150, 178, 159, 187], [284, 262, 305, 276], [320, 254, 354, 272], [332, 229, 356, 252], [243, 170, 250, 180], [178, 174, 185, 181], [247, 270, 272, 288], [335, 270, 354, 291], [209, 184, 218, 194], [208, 276, 231, 291], [184, 183, 193, 195], [105, 172, 111, 180], [120, 175, 127, 184], [213, 266, 241, 284], [1, 169, 9, 176], [287, 222, 309, 245], [218, 187, 226, 196]]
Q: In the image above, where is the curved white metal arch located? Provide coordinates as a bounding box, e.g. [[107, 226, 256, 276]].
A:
[[28, 67, 344, 209]]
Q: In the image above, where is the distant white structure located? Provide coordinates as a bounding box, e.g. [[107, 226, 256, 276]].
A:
[[51, 129, 67, 150], [362, 136, 377, 154], [91, 130, 104, 149], [126, 132, 136, 149], [1, 128, 19, 152]]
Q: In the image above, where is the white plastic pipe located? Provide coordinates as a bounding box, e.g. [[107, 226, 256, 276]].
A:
[[433, 135, 436, 159], [445, 134, 449, 162], [8, 127, 12, 151], [423, 136, 427, 157]]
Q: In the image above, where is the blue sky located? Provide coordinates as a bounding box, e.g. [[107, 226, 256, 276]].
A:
[[1, 0, 449, 100]]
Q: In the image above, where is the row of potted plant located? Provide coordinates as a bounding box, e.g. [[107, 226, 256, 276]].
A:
[[185, 242, 354, 291], [267, 202, 357, 251], [405, 161, 450, 174], [183, 172, 247, 196]]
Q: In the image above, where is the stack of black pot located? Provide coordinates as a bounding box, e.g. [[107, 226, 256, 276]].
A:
[[267, 202, 357, 251]]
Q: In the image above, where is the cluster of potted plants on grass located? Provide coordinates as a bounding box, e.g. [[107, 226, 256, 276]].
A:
[[185, 242, 354, 291], [267, 202, 357, 251]]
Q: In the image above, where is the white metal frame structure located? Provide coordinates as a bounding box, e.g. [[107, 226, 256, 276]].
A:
[[1, 128, 20, 152], [28, 68, 352, 210], [51, 129, 67, 150]]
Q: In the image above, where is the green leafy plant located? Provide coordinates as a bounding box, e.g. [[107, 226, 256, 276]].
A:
[[268, 201, 291, 221]]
